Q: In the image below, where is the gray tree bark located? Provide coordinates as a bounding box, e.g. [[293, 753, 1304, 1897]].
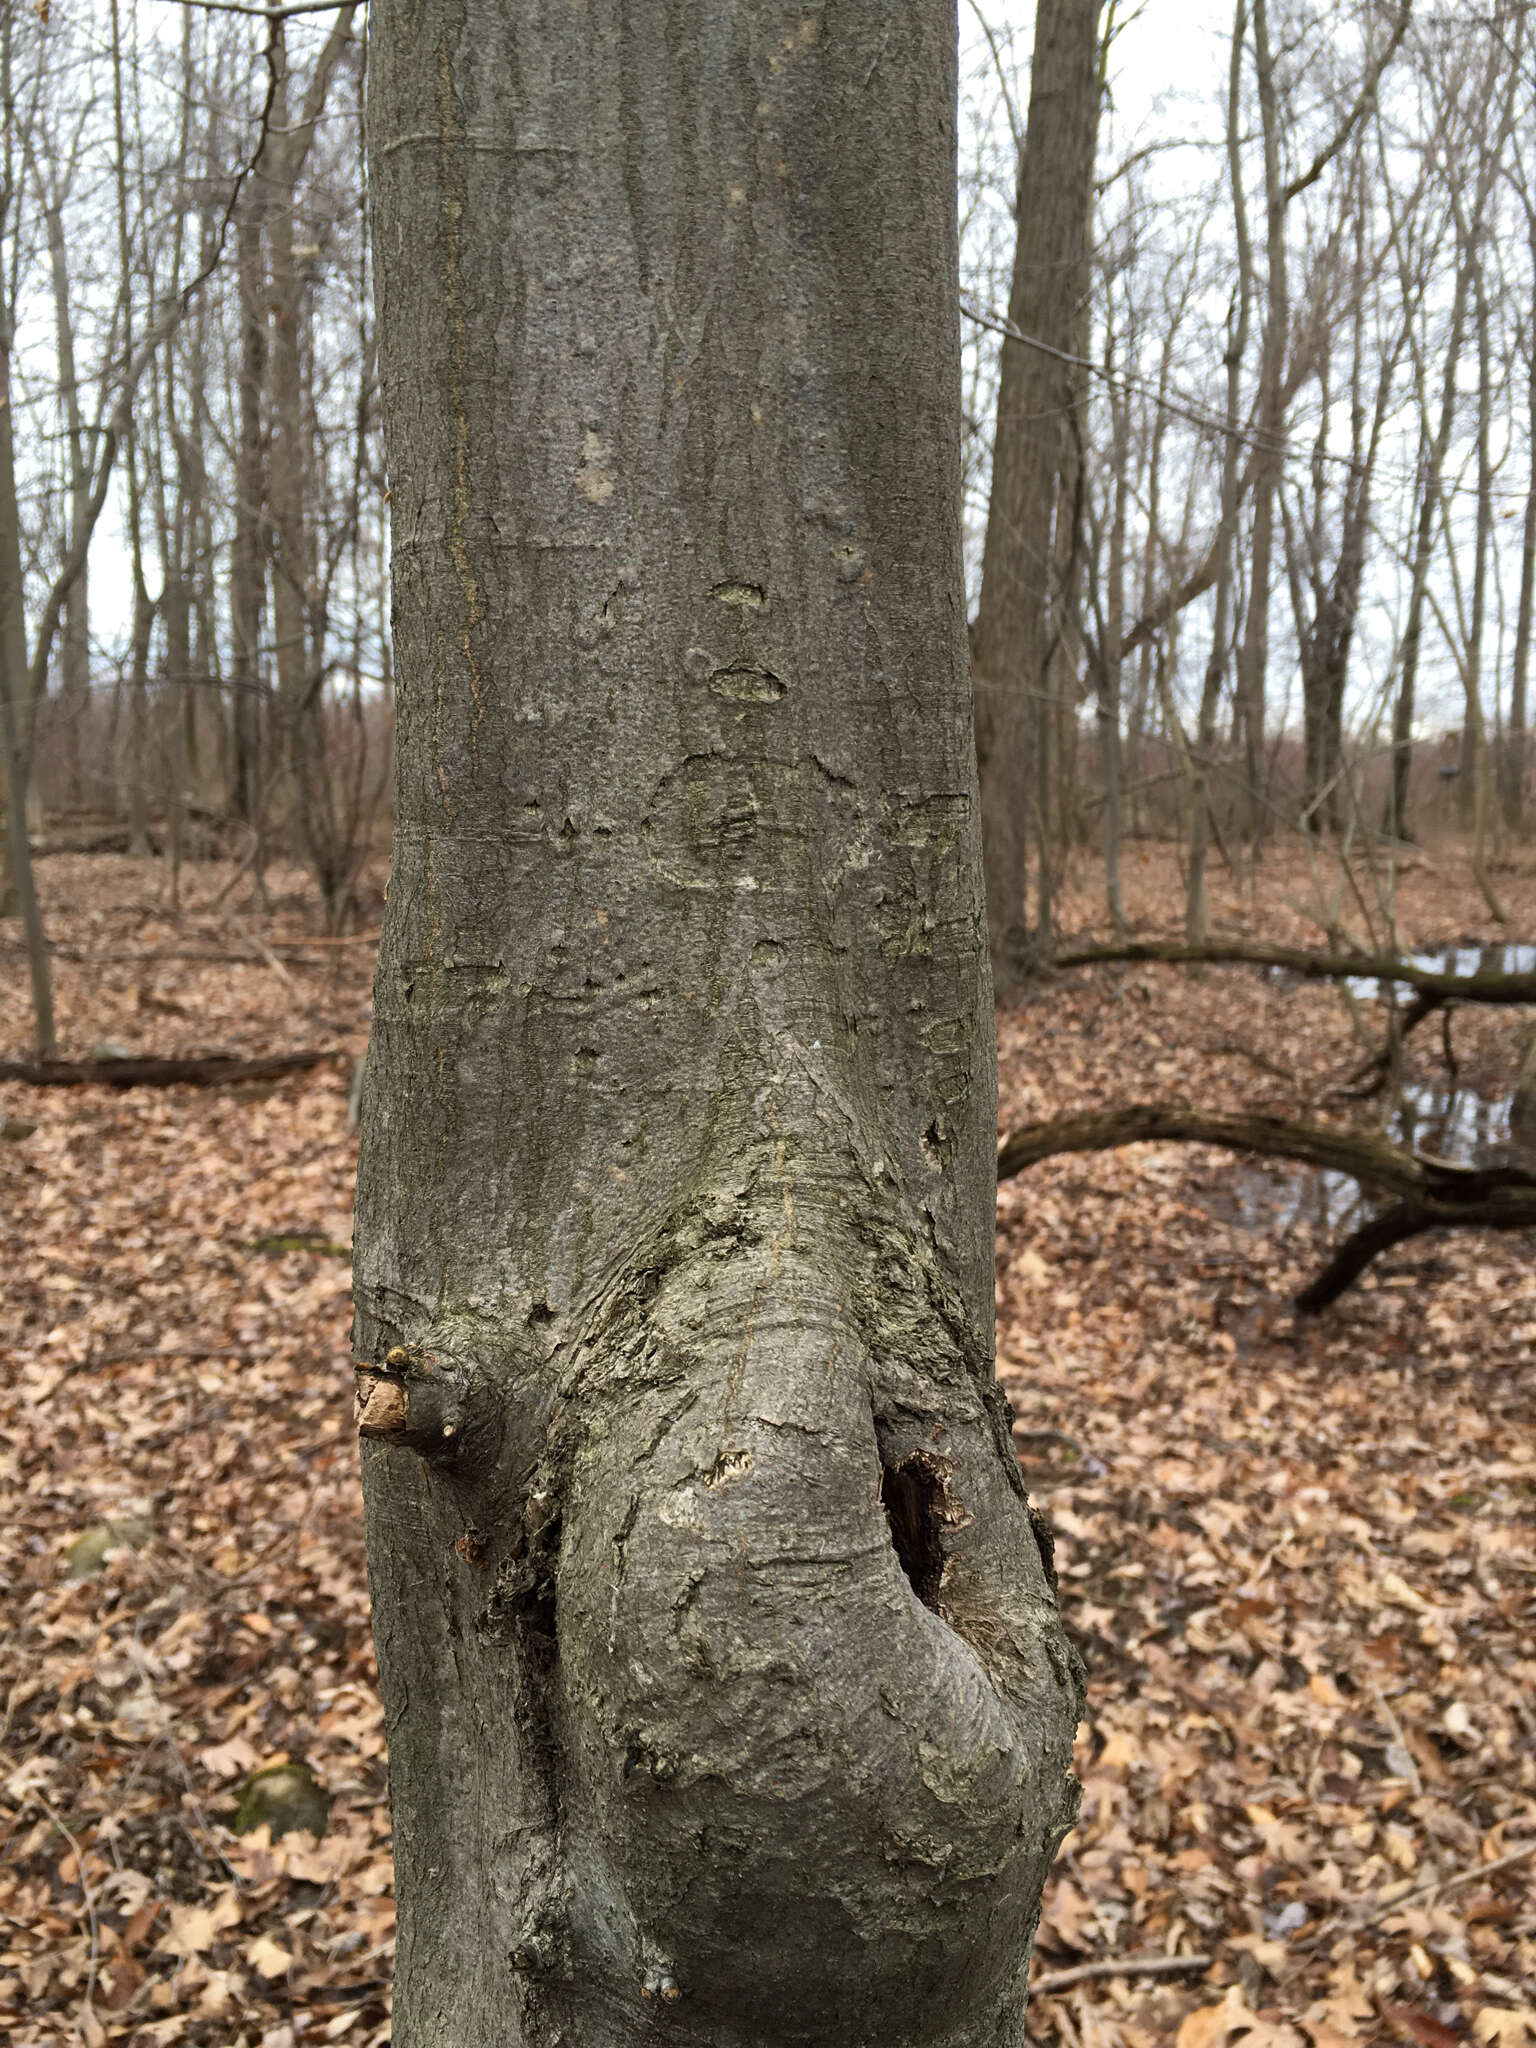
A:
[[355, 5, 1082, 2046], [229, 194, 267, 829], [39, 171, 92, 812], [969, 0, 1102, 988], [266, 8, 357, 918]]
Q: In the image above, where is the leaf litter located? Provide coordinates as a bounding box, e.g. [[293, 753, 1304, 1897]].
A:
[[0, 846, 1532, 2046]]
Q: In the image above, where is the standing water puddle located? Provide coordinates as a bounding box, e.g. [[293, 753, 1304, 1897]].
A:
[[1342, 940, 1536, 1002], [1212, 941, 1536, 1232]]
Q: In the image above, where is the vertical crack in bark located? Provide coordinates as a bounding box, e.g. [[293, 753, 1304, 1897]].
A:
[[486, 1484, 570, 1989]]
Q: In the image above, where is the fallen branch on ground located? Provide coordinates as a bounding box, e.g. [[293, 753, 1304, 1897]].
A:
[[997, 1105, 1536, 1310], [1054, 937, 1536, 1004], [1336, 989, 1446, 1097], [1032, 1953, 1214, 1993], [1294, 1836, 1536, 1954], [0, 1051, 334, 1088]]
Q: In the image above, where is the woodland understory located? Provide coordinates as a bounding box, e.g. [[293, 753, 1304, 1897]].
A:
[[1, 843, 1533, 2048]]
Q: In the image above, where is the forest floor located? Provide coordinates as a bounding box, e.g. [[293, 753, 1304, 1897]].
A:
[[1, 840, 1533, 2048]]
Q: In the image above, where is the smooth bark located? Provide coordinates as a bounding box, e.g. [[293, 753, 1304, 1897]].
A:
[[357, 6, 1081, 2047]]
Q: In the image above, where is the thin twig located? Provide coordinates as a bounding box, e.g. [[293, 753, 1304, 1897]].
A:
[[1033, 1953, 1213, 1994], [1199, 1037, 1297, 1084], [64, 1345, 256, 1381], [1369, 1684, 1423, 1798], [33, 1795, 103, 2037], [1383, 1838, 1536, 1913], [1013, 1428, 1094, 1461], [1302, 1836, 1536, 1950], [166, 0, 352, 14]]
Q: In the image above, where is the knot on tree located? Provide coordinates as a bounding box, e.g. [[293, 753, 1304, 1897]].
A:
[[534, 1223, 1081, 2044], [355, 1343, 493, 1460]]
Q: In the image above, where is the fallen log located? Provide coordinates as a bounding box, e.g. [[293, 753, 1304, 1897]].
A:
[[997, 1103, 1536, 1310], [0, 1050, 334, 1089], [1054, 937, 1536, 1005]]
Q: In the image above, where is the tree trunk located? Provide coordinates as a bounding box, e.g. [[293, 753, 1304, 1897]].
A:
[[1507, 324, 1535, 837], [1189, 0, 1252, 947], [0, 45, 49, 1034], [970, 0, 1102, 988], [267, 35, 315, 871], [1506, 188, 1536, 837], [110, 0, 154, 860], [356, 5, 1082, 2045], [41, 184, 92, 812], [266, 8, 358, 918], [1384, 56, 1495, 843], [1097, 315, 1129, 932], [230, 200, 268, 827], [0, 279, 51, 1046], [1235, 0, 1285, 859], [0, 295, 28, 921]]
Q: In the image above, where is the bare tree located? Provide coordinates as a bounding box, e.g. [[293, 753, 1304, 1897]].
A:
[[970, 0, 1103, 983]]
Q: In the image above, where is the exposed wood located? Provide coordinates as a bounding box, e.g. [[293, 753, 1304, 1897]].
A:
[[0, 1050, 333, 1087]]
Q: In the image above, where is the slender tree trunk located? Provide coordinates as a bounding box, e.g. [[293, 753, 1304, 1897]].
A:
[[1452, 261, 1507, 920], [230, 198, 268, 829], [1465, 266, 1493, 845], [357, 6, 1081, 2045], [188, 206, 220, 827], [267, 34, 313, 869], [0, 634, 52, 1053], [265, 9, 357, 910], [123, 523, 155, 858], [1130, 299, 1181, 843], [0, 324, 27, 920], [1505, 163, 1536, 839], [1388, 426, 1438, 842], [1099, 327, 1129, 932], [1385, 61, 1503, 842], [0, 8, 48, 1030], [1236, 0, 1285, 859], [41, 187, 91, 811], [970, 0, 1102, 988], [1189, 0, 1251, 947], [1509, 318, 1536, 836], [0, 9, 28, 922], [110, 0, 154, 859]]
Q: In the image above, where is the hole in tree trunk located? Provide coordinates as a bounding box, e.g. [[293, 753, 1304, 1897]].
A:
[[881, 1452, 947, 1611]]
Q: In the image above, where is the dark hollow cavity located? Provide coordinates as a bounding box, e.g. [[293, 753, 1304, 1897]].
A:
[[881, 1453, 948, 1611]]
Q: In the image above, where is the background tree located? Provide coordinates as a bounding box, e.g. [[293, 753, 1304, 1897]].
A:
[[970, 0, 1103, 983]]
